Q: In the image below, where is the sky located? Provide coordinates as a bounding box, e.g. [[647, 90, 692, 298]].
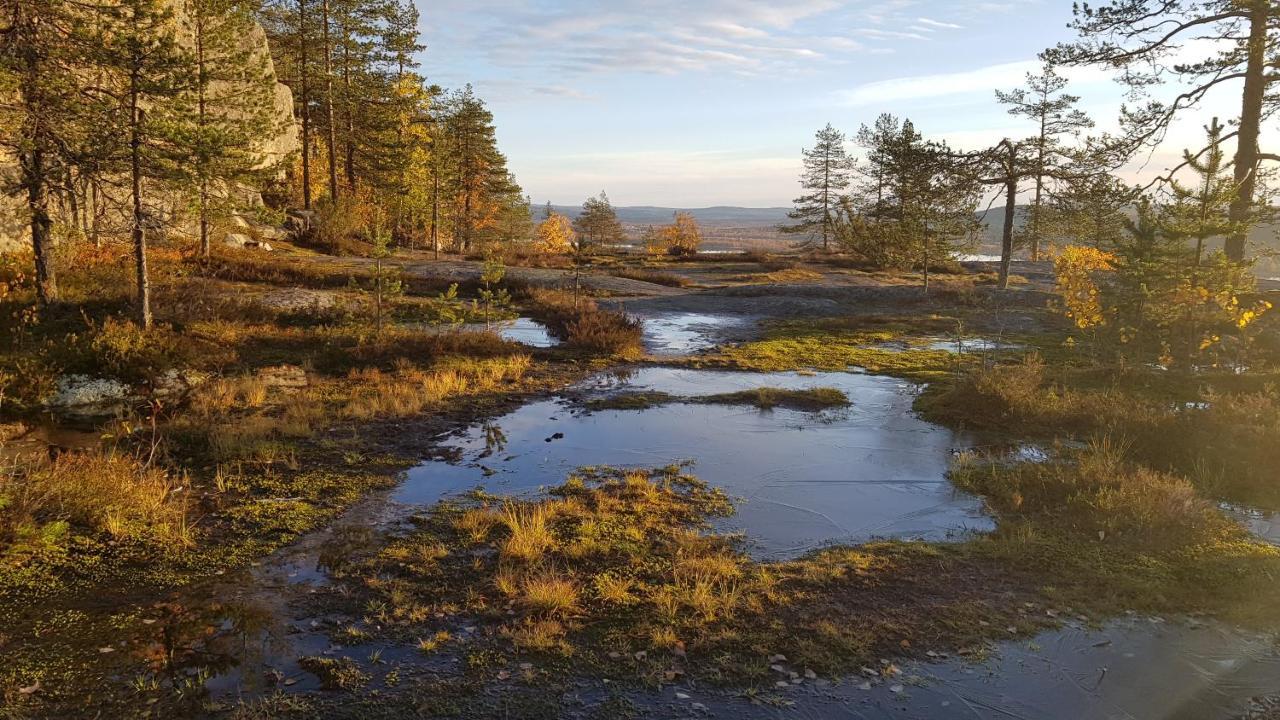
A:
[[413, 0, 1266, 208]]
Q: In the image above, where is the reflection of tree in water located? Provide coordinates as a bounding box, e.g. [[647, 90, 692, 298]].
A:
[[134, 599, 277, 711], [477, 422, 508, 459]]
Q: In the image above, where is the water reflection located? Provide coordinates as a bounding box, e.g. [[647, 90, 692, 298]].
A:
[[397, 367, 992, 558], [638, 313, 745, 355]]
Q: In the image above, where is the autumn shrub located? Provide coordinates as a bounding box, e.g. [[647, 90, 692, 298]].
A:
[[1135, 387, 1280, 507], [311, 198, 371, 256], [526, 288, 642, 355], [82, 316, 195, 381], [0, 452, 192, 556], [924, 355, 1152, 435]]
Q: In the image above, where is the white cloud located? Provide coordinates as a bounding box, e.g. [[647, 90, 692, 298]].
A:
[[425, 0, 943, 81], [834, 59, 1119, 107], [916, 17, 964, 30]]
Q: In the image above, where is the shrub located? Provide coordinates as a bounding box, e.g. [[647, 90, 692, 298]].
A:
[[952, 440, 1221, 546], [526, 288, 643, 356]]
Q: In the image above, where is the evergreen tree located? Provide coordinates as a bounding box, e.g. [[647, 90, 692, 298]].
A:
[[572, 192, 624, 251], [184, 0, 282, 256], [93, 0, 195, 327], [1046, 0, 1279, 262], [1161, 118, 1243, 269], [0, 0, 89, 308], [881, 122, 980, 291], [1045, 148, 1136, 251], [782, 123, 853, 251], [444, 86, 517, 252], [996, 64, 1093, 260]]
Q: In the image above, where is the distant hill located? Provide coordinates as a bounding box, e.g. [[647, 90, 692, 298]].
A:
[[534, 203, 1280, 273], [543, 205, 791, 227]]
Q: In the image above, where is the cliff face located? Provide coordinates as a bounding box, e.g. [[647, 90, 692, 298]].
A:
[[0, 5, 299, 252]]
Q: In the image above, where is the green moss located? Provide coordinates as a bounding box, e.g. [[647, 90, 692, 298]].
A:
[[688, 319, 970, 382]]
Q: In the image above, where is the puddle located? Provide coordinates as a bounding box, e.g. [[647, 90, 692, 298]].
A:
[[624, 616, 1280, 720], [638, 313, 744, 355], [404, 317, 559, 348], [395, 367, 992, 558], [879, 337, 1025, 354], [491, 317, 558, 348], [1223, 503, 1280, 546]]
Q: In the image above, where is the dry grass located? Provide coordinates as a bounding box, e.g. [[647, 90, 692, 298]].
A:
[[608, 267, 692, 288], [526, 288, 643, 356], [502, 619, 568, 652], [0, 452, 192, 554], [953, 440, 1219, 545], [339, 355, 531, 421], [499, 502, 554, 563], [520, 571, 580, 615]]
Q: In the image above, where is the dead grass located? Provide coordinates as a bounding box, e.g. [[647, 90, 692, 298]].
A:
[[608, 267, 692, 288], [526, 288, 643, 356], [0, 452, 192, 555], [499, 502, 554, 563]]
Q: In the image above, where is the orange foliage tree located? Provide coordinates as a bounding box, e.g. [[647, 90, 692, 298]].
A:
[[646, 212, 701, 257]]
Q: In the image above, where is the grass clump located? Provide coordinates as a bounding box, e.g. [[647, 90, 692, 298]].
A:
[[526, 289, 643, 356], [927, 356, 1280, 509], [952, 442, 1280, 624], [335, 452, 1280, 689], [698, 387, 849, 412], [297, 656, 370, 692], [0, 452, 192, 557], [608, 267, 692, 288], [499, 503, 554, 563]]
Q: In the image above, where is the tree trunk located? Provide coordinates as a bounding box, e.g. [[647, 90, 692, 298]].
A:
[[130, 78, 152, 329], [1225, 1, 1267, 262], [341, 28, 356, 191], [197, 21, 211, 258], [25, 146, 57, 308], [431, 172, 440, 260], [922, 221, 931, 294], [321, 0, 339, 201], [298, 0, 312, 210], [19, 24, 57, 308], [999, 178, 1017, 290]]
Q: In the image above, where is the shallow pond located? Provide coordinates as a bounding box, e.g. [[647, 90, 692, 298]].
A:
[[637, 312, 746, 355], [493, 317, 559, 347], [628, 616, 1280, 720], [395, 367, 992, 558]]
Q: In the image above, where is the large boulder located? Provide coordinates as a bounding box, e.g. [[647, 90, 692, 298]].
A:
[[0, 6, 299, 252], [46, 375, 131, 419]]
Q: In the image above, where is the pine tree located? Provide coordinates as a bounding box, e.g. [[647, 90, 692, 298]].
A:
[[93, 0, 195, 328], [1162, 118, 1242, 269], [445, 86, 517, 252], [782, 123, 853, 251], [572, 192, 624, 251], [996, 64, 1093, 260], [881, 122, 980, 291], [185, 0, 282, 257], [0, 0, 89, 308], [1045, 151, 1135, 251], [1045, 0, 1278, 262]]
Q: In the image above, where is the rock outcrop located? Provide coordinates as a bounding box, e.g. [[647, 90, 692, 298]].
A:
[[0, 6, 299, 253]]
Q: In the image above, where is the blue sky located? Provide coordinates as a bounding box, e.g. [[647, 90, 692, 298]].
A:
[[415, 1, 1258, 207]]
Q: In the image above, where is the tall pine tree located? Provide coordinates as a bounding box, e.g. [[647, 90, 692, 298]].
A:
[[782, 123, 853, 251]]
